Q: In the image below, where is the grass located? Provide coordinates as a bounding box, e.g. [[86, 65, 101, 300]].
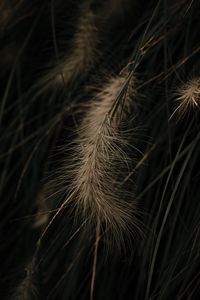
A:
[[1, 0, 200, 299]]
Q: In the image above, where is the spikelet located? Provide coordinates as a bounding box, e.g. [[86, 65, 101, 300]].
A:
[[172, 78, 200, 118], [43, 1, 98, 89], [39, 0, 136, 91], [60, 71, 142, 246]]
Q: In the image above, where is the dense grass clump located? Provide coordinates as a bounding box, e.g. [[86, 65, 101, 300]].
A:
[[1, 0, 200, 299]]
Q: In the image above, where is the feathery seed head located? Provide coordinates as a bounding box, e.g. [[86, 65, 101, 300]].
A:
[[176, 78, 200, 112], [63, 72, 142, 247]]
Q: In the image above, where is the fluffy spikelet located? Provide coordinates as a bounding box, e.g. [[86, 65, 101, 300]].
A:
[[176, 78, 200, 114], [64, 72, 141, 245], [44, 2, 98, 89]]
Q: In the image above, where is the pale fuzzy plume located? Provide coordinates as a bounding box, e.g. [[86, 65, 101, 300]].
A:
[[43, 1, 98, 89], [171, 78, 200, 119], [40, 0, 133, 91], [62, 72, 142, 245]]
